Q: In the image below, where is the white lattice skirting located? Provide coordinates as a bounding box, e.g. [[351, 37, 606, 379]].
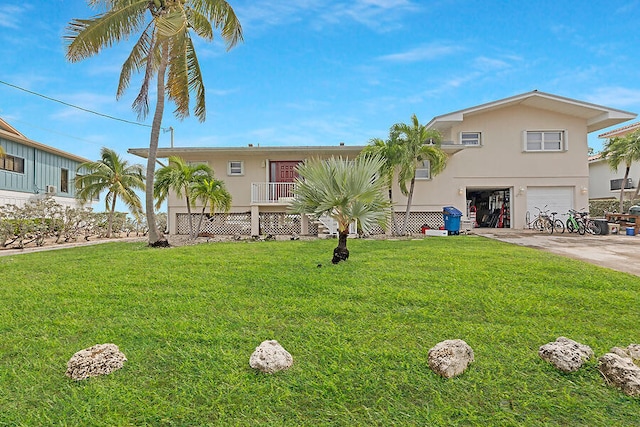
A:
[[176, 211, 444, 236]]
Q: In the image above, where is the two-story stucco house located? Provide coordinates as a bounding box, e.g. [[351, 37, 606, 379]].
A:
[[0, 118, 91, 208], [589, 122, 640, 201], [129, 91, 636, 236]]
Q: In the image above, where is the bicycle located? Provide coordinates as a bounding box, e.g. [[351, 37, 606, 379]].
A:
[[548, 211, 565, 234], [578, 210, 602, 235], [566, 209, 586, 235], [532, 206, 564, 234]]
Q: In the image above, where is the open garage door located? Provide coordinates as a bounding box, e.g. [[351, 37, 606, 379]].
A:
[[526, 187, 574, 222]]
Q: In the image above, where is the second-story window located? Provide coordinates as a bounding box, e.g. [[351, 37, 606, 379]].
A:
[[228, 161, 244, 176], [461, 132, 481, 146]]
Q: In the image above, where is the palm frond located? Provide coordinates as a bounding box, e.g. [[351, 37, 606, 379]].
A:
[[65, 0, 149, 62], [117, 22, 153, 99]]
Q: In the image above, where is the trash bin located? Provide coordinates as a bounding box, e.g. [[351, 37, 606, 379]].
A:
[[443, 206, 463, 235]]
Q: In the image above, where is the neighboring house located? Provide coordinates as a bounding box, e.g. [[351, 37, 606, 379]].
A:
[[129, 90, 636, 235], [589, 122, 640, 201], [0, 118, 92, 208]]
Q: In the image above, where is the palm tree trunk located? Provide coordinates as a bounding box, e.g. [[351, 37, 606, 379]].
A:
[[388, 186, 398, 235], [401, 176, 416, 235], [107, 195, 117, 238], [185, 193, 195, 239], [619, 166, 631, 213], [146, 42, 169, 247], [332, 229, 350, 264], [195, 205, 208, 237]]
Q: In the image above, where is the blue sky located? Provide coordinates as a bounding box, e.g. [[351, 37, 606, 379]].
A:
[[1, 0, 640, 167]]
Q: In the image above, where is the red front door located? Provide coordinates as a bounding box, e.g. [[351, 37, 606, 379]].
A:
[[270, 161, 301, 199]]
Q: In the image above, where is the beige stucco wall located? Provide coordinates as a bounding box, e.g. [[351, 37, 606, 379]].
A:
[[161, 104, 597, 233], [162, 148, 362, 234], [397, 105, 590, 228], [589, 158, 640, 200]]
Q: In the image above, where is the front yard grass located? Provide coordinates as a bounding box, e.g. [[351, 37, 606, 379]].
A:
[[1, 236, 639, 426]]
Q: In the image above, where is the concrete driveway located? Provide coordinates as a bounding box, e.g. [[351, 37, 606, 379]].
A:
[[472, 228, 640, 276]]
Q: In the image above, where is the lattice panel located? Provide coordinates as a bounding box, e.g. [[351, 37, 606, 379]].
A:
[[307, 222, 318, 235], [393, 211, 443, 234], [259, 213, 301, 235], [176, 213, 251, 235]]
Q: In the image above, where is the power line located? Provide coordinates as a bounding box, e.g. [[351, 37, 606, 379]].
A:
[[0, 79, 159, 130]]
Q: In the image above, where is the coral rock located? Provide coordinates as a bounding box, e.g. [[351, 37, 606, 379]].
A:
[[428, 339, 474, 378], [65, 343, 127, 381], [538, 337, 593, 373], [249, 340, 293, 374], [598, 352, 640, 396]]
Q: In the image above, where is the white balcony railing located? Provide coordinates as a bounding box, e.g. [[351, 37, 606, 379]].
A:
[[251, 182, 296, 204]]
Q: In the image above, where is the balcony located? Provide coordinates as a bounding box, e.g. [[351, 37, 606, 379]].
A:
[[251, 182, 296, 204]]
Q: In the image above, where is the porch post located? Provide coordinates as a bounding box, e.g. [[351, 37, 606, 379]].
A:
[[301, 214, 309, 235], [251, 205, 260, 236]]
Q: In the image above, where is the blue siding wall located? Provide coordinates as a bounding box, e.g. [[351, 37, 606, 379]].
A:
[[0, 138, 84, 199]]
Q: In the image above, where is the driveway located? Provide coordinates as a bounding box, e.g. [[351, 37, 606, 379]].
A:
[[472, 228, 640, 276]]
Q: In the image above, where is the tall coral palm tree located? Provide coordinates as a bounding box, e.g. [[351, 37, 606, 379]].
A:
[[393, 114, 447, 235], [65, 0, 243, 247], [154, 156, 214, 238], [76, 147, 145, 238], [191, 177, 232, 237], [289, 156, 391, 264], [359, 136, 402, 235], [602, 129, 640, 212]]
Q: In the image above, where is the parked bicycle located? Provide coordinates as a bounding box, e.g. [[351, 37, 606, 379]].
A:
[[566, 209, 586, 235], [531, 206, 564, 234], [578, 210, 602, 235], [548, 211, 565, 234]]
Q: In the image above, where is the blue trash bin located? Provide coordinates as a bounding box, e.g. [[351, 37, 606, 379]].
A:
[[443, 206, 463, 235]]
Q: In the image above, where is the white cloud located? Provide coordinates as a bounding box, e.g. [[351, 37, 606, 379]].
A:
[[0, 4, 28, 29], [378, 42, 463, 63], [235, 0, 419, 33], [585, 87, 640, 109]]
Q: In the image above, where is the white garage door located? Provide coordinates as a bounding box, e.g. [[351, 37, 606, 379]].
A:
[[527, 187, 574, 221]]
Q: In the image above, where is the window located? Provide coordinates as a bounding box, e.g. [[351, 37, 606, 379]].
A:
[[415, 160, 431, 180], [0, 154, 25, 173], [61, 168, 69, 193], [461, 132, 481, 146], [525, 131, 564, 151], [228, 161, 244, 176]]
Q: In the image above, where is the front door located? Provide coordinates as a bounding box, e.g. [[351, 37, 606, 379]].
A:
[[270, 161, 301, 199]]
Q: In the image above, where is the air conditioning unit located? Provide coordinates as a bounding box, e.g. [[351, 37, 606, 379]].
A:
[[46, 185, 57, 194]]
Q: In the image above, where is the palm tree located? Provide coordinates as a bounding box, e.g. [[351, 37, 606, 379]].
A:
[[191, 177, 232, 237], [76, 147, 145, 238], [601, 129, 640, 212], [154, 156, 214, 238], [65, 0, 243, 247], [289, 156, 391, 264], [359, 136, 403, 235], [393, 114, 447, 235]]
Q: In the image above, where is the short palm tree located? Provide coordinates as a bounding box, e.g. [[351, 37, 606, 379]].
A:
[[359, 136, 403, 235], [601, 129, 640, 212], [289, 156, 391, 264], [154, 156, 214, 238], [65, 0, 243, 247], [76, 147, 145, 238], [394, 114, 447, 235], [191, 177, 232, 237]]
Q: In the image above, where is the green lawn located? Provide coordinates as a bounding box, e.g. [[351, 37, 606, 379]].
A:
[[1, 236, 639, 426]]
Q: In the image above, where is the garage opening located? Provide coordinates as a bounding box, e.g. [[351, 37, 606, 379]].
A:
[[466, 188, 511, 228]]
